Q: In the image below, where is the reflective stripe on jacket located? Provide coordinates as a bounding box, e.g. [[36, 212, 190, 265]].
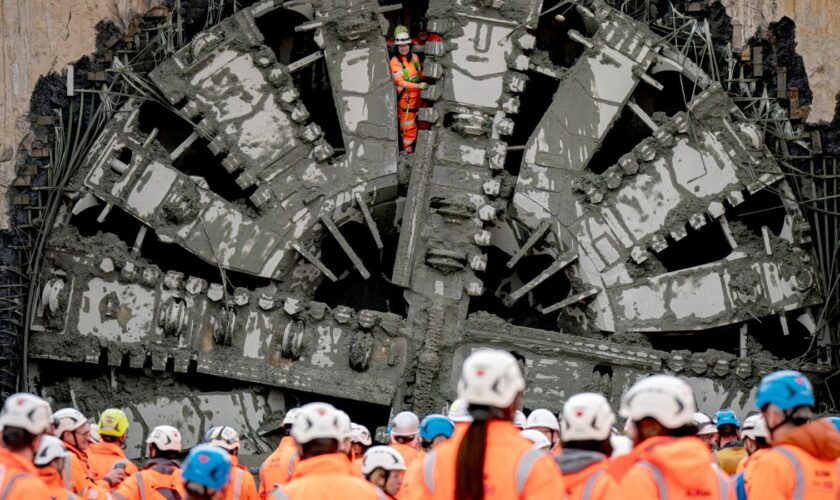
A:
[[408, 419, 564, 499], [269, 453, 384, 500]]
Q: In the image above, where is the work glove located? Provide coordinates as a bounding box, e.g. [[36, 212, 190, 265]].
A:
[[418, 82, 429, 90]]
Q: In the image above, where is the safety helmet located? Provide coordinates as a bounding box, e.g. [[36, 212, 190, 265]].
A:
[[53, 408, 88, 437], [98, 409, 129, 438], [447, 399, 472, 423], [337, 410, 353, 441], [394, 25, 411, 45], [756, 370, 814, 411], [412, 17, 428, 34], [457, 349, 525, 408], [362, 445, 407, 475], [741, 414, 768, 440], [419, 415, 454, 442], [525, 409, 560, 432], [89, 423, 102, 444], [619, 375, 697, 429], [715, 409, 741, 429], [206, 426, 240, 452], [390, 411, 420, 437], [182, 445, 232, 491], [829, 417, 840, 434], [561, 393, 616, 442], [520, 429, 550, 450], [34, 435, 68, 467], [351, 423, 372, 446], [291, 402, 344, 444], [0, 393, 52, 435], [513, 411, 527, 429], [692, 413, 717, 435], [146, 425, 182, 452], [282, 408, 301, 427]]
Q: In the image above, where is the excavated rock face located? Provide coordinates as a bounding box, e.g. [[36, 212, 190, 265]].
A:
[[25, 0, 828, 431]]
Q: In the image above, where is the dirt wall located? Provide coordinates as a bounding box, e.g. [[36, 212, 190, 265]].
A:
[[0, 0, 161, 230], [720, 0, 840, 123]]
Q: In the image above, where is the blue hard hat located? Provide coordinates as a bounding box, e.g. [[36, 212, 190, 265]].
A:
[[714, 409, 740, 429], [756, 370, 815, 411], [828, 417, 840, 434], [182, 445, 232, 491], [419, 414, 454, 441]]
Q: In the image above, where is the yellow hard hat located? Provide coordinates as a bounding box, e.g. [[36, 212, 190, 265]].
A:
[[98, 408, 129, 438]]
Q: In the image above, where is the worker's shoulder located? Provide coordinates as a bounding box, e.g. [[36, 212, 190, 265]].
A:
[[6, 472, 51, 495]]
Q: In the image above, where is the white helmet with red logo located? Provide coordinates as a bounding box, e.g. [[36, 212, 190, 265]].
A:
[[457, 349, 525, 408], [561, 393, 616, 441], [291, 403, 344, 444]]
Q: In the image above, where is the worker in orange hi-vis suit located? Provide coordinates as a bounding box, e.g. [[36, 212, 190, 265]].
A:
[[390, 25, 427, 154]]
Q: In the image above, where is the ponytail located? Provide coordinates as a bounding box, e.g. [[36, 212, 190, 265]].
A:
[[455, 419, 487, 500], [455, 406, 496, 500]]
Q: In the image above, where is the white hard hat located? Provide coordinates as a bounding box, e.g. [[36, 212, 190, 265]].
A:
[[457, 349, 525, 408], [89, 423, 102, 444], [741, 414, 768, 440], [34, 435, 68, 467], [146, 425, 182, 452], [207, 426, 240, 451], [336, 410, 353, 440], [282, 408, 301, 427], [620, 375, 697, 429], [513, 410, 527, 429], [351, 423, 372, 446], [291, 402, 344, 444], [395, 32, 411, 45], [520, 429, 550, 450], [525, 409, 560, 432], [0, 393, 52, 435], [391, 411, 420, 437], [561, 393, 616, 442], [447, 399, 472, 423], [692, 412, 717, 436], [362, 445, 407, 475], [610, 435, 633, 457], [53, 408, 88, 437]]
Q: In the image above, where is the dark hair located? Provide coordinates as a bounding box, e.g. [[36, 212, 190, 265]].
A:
[[393, 435, 414, 445], [667, 424, 699, 437], [149, 444, 180, 461], [637, 418, 698, 440], [718, 424, 738, 438], [2, 427, 36, 451], [754, 437, 770, 449], [563, 439, 613, 456], [301, 438, 339, 459], [102, 435, 120, 444], [456, 405, 510, 500]]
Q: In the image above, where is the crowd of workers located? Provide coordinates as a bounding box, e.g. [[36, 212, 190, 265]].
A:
[[1, 348, 839, 499]]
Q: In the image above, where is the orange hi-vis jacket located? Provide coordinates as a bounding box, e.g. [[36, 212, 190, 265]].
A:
[[87, 441, 138, 485], [269, 453, 385, 500], [747, 418, 840, 499], [390, 53, 423, 112], [735, 447, 767, 475], [64, 442, 111, 497], [0, 447, 53, 499], [389, 442, 419, 468], [259, 437, 296, 498], [620, 436, 733, 500], [398, 449, 426, 498], [554, 449, 618, 500], [406, 419, 565, 499], [38, 465, 81, 499], [224, 455, 258, 500], [113, 459, 184, 500]]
